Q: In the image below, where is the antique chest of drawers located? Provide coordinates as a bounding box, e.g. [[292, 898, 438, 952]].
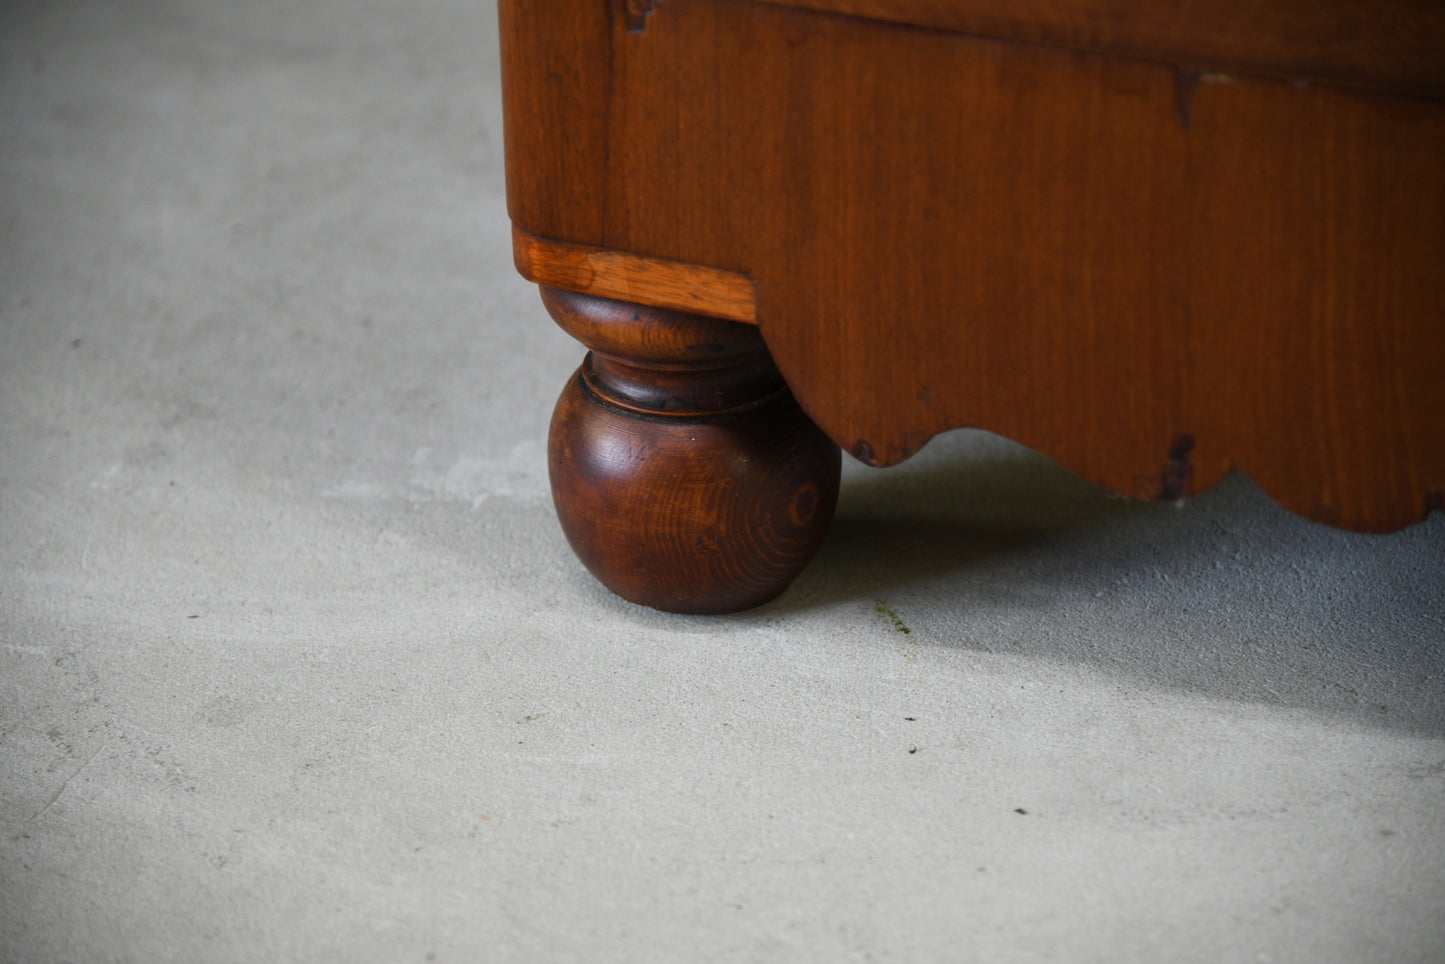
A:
[[499, 0, 1445, 611]]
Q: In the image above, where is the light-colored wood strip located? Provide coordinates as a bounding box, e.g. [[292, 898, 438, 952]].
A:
[[512, 227, 758, 324]]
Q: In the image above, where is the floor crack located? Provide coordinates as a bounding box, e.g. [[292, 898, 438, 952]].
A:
[[29, 740, 110, 823]]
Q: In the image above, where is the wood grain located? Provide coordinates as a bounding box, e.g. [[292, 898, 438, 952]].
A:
[[542, 287, 839, 613], [515, 228, 758, 323], [497, 0, 610, 241], [747, 0, 1445, 96], [500, 0, 1445, 532]]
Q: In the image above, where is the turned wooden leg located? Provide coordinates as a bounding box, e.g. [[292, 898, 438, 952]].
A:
[[541, 286, 840, 614]]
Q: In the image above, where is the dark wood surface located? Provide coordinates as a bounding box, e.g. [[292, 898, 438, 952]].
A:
[[543, 288, 840, 613], [502, 0, 1445, 537], [749, 0, 1445, 95]]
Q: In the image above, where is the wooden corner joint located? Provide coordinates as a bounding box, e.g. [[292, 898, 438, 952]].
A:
[[511, 226, 758, 325]]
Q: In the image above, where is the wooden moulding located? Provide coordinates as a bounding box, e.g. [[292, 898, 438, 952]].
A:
[[513, 227, 758, 325]]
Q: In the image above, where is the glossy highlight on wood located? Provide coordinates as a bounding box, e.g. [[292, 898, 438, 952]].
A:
[[514, 227, 758, 324], [542, 288, 840, 613]]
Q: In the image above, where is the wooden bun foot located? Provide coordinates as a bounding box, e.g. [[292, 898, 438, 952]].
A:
[[542, 287, 840, 614]]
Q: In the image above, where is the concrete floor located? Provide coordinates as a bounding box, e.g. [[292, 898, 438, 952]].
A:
[[2, 1, 1443, 960]]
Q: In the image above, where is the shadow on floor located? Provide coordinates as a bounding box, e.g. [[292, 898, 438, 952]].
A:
[[775, 430, 1445, 738]]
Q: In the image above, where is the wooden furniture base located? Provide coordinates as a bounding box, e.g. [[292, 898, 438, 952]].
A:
[[543, 287, 839, 613], [502, 0, 1445, 612]]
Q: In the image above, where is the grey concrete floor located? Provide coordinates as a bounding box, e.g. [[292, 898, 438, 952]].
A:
[[2, 1, 1443, 961]]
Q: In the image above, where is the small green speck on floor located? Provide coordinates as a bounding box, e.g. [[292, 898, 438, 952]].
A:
[[874, 600, 911, 635]]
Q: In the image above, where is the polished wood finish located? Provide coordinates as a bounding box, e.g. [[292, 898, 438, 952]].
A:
[[515, 227, 757, 323], [542, 287, 840, 613], [751, 0, 1445, 95], [501, 0, 1445, 544]]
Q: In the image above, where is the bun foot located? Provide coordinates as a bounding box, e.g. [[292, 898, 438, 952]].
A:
[[542, 287, 840, 614]]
